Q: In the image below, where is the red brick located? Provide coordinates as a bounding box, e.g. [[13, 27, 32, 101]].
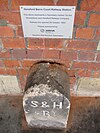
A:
[[2, 38, 25, 49], [16, 26, 24, 37], [69, 77, 76, 85], [76, 28, 94, 39], [75, 11, 86, 26], [4, 60, 20, 67], [0, 49, 11, 58], [43, 49, 59, 59], [0, 0, 8, 11], [80, 0, 100, 12], [67, 40, 97, 51], [45, 39, 63, 48], [22, 0, 54, 5], [0, 26, 14, 37], [61, 51, 77, 61], [18, 73, 27, 90], [94, 28, 100, 40], [73, 61, 100, 71], [78, 51, 95, 61], [28, 38, 44, 49], [12, 49, 26, 59], [17, 68, 28, 89], [21, 60, 34, 67], [77, 69, 91, 77], [67, 70, 76, 77], [6, 68, 17, 75], [27, 49, 43, 59], [60, 60, 71, 68], [0, 68, 16, 75], [11, 0, 53, 10], [0, 60, 3, 67], [89, 14, 100, 27], [96, 52, 100, 61], [73, 62, 87, 69], [0, 68, 6, 74], [92, 71, 100, 78], [57, 0, 77, 6], [87, 62, 100, 71], [64, 61, 71, 68], [11, 0, 20, 10], [17, 68, 29, 76], [0, 11, 21, 25]]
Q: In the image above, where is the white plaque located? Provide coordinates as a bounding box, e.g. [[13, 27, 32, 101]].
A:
[[20, 6, 76, 39]]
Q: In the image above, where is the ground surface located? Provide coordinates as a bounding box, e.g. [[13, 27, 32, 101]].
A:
[[0, 96, 100, 133]]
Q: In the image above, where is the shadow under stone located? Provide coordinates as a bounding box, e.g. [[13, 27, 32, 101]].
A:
[[0, 96, 22, 133]]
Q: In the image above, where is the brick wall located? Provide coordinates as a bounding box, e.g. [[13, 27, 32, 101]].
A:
[[0, 0, 100, 92]]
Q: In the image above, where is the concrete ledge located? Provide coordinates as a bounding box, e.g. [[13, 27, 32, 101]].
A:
[[76, 77, 100, 96], [97, 40, 100, 50], [0, 75, 22, 95]]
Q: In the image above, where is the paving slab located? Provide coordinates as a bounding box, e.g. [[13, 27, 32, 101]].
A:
[[76, 77, 100, 96], [0, 75, 22, 95]]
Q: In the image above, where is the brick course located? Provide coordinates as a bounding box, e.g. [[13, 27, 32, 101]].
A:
[[0, 49, 11, 58], [43, 49, 60, 59], [67, 40, 97, 51], [0, 0, 8, 11], [28, 38, 44, 49], [0, 26, 14, 37], [2, 38, 25, 49], [4, 60, 21, 67], [78, 51, 95, 61], [80, 0, 100, 12], [0, 11, 21, 25], [57, 0, 77, 6], [75, 11, 87, 26], [89, 14, 100, 27], [61, 51, 77, 61], [94, 28, 100, 40], [76, 28, 94, 39], [11, 0, 54, 10]]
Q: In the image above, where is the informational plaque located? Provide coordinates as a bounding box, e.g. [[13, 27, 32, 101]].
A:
[[20, 6, 75, 38]]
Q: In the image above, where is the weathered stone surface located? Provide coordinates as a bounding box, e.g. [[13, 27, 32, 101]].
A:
[[76, 77, 100, 96], [23, 84, 70, 129], [0, 75, 22, 95], [25, 61, 70, 99], [24, 62, 70, 129]]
